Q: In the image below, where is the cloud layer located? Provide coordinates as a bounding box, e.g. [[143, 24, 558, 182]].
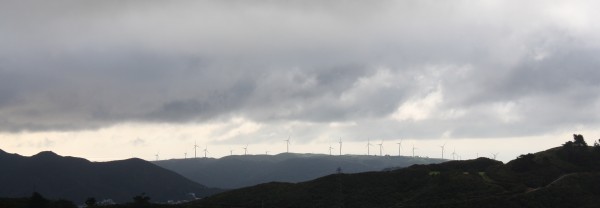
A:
[[1, 1, 599, 143]]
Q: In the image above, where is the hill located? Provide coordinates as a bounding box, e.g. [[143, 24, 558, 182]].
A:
[[154, 153, 445, 189], [0, 150, 222, 204], [188, 135, 600, 208]]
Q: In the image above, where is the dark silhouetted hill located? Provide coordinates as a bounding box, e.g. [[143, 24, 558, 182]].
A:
[[154, 153, 445, 189], [0, 150, 222, 204], [187, 135, 600, 208]]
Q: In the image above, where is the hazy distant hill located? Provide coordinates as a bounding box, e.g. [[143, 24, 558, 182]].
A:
[[0, 150, 221, 204], [188, 135, 600, 208], [154, 153, 445, 189]]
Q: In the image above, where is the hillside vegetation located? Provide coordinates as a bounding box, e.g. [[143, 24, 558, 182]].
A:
[[1, 135, 598, 208], [0, 150, 221, 204], [188, 134, 600, 208], [155, 153, 445, 189]]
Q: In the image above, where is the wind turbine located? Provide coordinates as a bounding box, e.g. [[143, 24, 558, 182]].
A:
[[265, 150, 270, 155], [412, 145, 417, 157], [452, 148, 457, 160], [203, 146, 209, 158], [378, 140, 384, 156], [338, 137, 343, 156], [397, 139, 403, 156], [439, 143, 447, 159], [329, 144, 334, 155], [243, 145, 248, 155], [184, 152, 187, 159], [230, 149, 234, 156], [492, 152, 499, 160], [284, 136, 291, 153], [155, 152, 159, 161], [367, 139, 372, 155], [194, 140, 199, 158]]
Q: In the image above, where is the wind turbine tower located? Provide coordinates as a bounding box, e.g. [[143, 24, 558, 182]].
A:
[[440, 143, 446, 159], [412, 145, 417, 157], [397, 139, 403, 156], [184, 152, 187, 159], [243, 145, 248, 155], [378, 140, 384, 156], [329, 145, 334, 155], [155, 152, 159, 161], [452, 148, 457, 160], [367, 139, 373, 156], [203, 146, 209, 158], [284, 136, 291, 153], [492, 152, 499, 160], [194, 141, 199, 158], [338, 137, 343, 156]]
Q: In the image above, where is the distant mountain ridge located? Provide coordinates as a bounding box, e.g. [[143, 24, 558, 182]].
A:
[[154, 153, 446, 189], [188, 135, 600, 208], [0, 149, 221, 204]]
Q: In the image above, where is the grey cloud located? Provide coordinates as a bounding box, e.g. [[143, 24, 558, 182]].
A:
[[429, 34, 600, 138], [0, 1, 599, 142]]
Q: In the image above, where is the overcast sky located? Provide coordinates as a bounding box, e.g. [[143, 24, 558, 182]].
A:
[[1, 1, 599, 162]]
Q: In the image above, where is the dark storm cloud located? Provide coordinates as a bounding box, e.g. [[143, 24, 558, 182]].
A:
[[0, 0, 599, 140]]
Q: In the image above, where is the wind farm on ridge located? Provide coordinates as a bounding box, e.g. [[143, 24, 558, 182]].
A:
[[150, 136, 500, 162]]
